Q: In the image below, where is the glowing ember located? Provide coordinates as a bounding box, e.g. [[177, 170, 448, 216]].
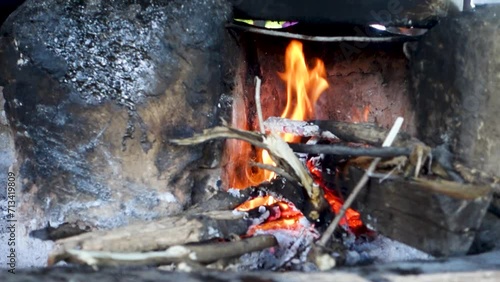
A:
[[307, 159, 365, 234], [236, 195, 307, 236], [236, 195, 278, 211], [247, 218, 302, 236], [236, 160, 364, 236]]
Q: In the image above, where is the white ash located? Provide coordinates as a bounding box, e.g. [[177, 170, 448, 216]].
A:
[[28, 1, 166, 107], [231, 210, 246, 218], [264, 117, 320, 137], [343, 234, 433, 266], [320, 131, 338, 139], [263, 117, 339, 140], [0, 216, 54, 268], [251, 207, 271, 226], [308, 155, 323, 168], [157, 192, 178, 203], [206, 226, 221, 238], [227, 188, 242, 198], [236, 223, 319, 271]]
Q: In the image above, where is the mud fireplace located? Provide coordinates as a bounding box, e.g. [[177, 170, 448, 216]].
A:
[[0, 0, 499, 280]]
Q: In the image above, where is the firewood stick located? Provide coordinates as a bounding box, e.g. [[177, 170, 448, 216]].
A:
[[47, 210, 251, 266], [251, 75, 327, 220], [288, 143, 411, 158], [253, 75, 320, 214], [255, 76, 265, 134], [312, 120, 412, 147], [264, 117, 412, 147], [171, 126, 267, 149], [317, 117, 404, 248], [63, 235, 278, 267]]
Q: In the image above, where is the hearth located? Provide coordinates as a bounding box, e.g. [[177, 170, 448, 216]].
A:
[[47, 11, 497, 272], [0, 0, 499, 280]]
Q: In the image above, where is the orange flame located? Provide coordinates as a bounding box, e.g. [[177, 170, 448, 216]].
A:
[[236, 196, 306, 235], [236, 195, 278, 211], [261, 40, 329, 180], [307, 159, 364, 233], [279, 40, 329, 123], [352, 105, 371, 123]]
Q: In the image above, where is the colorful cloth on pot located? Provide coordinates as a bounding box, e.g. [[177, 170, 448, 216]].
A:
[[234, 19, 298, 29]]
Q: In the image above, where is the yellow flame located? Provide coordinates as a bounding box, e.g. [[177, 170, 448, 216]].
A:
[[261, 40, 329, 179], [280, 41, 329, 123]]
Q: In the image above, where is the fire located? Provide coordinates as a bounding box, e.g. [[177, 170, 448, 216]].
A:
[[307, 160, 364, 233], [230, 40, 366, 236], [236, 195, 278, 211], [261, 40, 329, 179], [236, 196, 306, 235], [280, 40, 329, 123], [352, 105, 371, 123]]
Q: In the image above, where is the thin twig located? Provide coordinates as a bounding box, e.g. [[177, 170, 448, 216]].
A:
[[375, 168, 400, 183], [227, 23, 419, 42], [170, 126, 267, 150], [317, 117, 404, 248], [255, 76, 265, 134]]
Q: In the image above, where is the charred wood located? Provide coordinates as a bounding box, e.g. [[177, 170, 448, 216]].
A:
[[318, 117, 404, 248], [270, 118, 458, 182], [346, 167, 493, 256], [30, 221, 95, 241], [312, 120, 414, 147], [243, 177, 334, 229], [187, 189, 253, 215], [289, 143, 411, 158]]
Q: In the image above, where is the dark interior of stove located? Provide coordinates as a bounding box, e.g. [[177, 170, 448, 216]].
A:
[[221, 33, 416, 190]]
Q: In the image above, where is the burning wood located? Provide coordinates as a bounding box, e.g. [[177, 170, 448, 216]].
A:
[[49, 101, 494, 270], [170, 123, 329, 222], [317, 117, 404, 248], [263, 117, 323, 138], [264, 116, 416, 147], [172, 76, 330, 222], [264, 117, 464, 181]]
